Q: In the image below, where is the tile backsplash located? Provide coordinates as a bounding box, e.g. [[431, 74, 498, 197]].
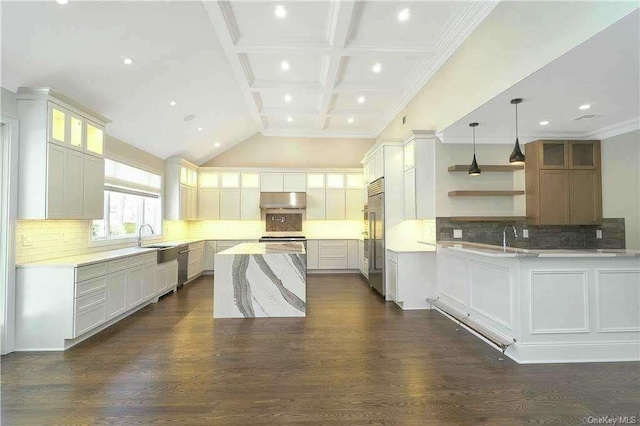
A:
[[265, 213, 302, 232], [436, 217, 626, 249]]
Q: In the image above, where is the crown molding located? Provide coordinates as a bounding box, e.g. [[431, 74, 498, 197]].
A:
[[583, 117, 640, 140]]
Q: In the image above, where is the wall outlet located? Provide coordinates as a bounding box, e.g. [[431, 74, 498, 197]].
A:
[[22, 235, 32, 247], [596, 229, 603, 239], [453, 229, 462, 239], [523, 229, 529, 239]]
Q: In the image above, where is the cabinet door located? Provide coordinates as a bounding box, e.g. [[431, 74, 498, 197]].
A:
[[539, 170, 570, 225], [47, 102, 68, 145], [363, 162, 371, 184], [260, 173, 284, 192], [345, 189, 363, 220], [106, 271, 127, 319], [569, 170, 602, 224], [64, 149, 84, 218], [85, 121, 104, 157], [307, 173, 325, 189], [220, 189, 241, 219], [179, 185, 188, 220], [205, 241, 216, 270], [403, 168, 416, 220], [539, 141, 568, 169], [156, 265, 168, 293], [167, 261, 178, 288], [143, 263, 157, 300], [241, 173, 260, 189], [241, 189, 260, 220], [403, 140, 415, 170], [83, 155, 104, 219], [346, 173, 364, 189], [46, 143, 66, 218], [220, 172, 240, 188], [569, 141, 600, 170], [126, 266, 144, 309], [190, 187, 198, 220], [374, 149, 384, 179], [387, 259, 398, 301], [326, 173, 345, 189], [325, 190, 345, 220], [198, 188, 220, 220], [284, 173, 306, 192], [306, 190, 325, 220], [347, 240, 359, 269], [306, 240, 319, 270]]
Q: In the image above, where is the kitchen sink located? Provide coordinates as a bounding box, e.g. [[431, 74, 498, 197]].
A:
[[145, 244, 188, 263], [145, 244, 175, 249]]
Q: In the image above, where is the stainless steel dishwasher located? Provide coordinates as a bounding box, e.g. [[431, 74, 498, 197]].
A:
[[176, 244, 190, 287]]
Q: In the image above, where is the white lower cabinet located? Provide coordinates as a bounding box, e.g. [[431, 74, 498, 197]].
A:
[[143, 262, 157, 300], [385, 249, 436, 310], [187, 241, 205, 280], [347, 240, 359, 269], [205, 241, 216, 270], [306, 240, 360, 272], [126, 265, 144, 309], [306, 240, 319, 269], [106, 270, 127, 319], [358, 240, 368, 278], [156, 260, 178, 295]]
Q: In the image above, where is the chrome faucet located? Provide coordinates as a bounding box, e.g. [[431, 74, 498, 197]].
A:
[[503, 225, 518, 250], [138, 224, 154, 247]]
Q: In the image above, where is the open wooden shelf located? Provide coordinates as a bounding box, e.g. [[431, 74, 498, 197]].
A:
[[448, 164, 524, 172], [446, 216, 527, 222], [448, 190, 525, 197]]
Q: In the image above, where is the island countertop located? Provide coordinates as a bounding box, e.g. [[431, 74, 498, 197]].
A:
[[217, 242, 305, 255], [417, 240, 640, 258]]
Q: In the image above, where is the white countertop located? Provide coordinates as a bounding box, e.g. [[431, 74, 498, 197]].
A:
[[216, 242, 306, 255], [16, 247, 160, 268], [418, 240, 640, 258]]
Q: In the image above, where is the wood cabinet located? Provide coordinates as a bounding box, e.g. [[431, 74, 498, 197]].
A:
[[526, 140, 602, 225], [17, 88, 108, 219]]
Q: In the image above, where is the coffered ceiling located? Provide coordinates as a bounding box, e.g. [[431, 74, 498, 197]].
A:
[[204, 1, 498, 138]]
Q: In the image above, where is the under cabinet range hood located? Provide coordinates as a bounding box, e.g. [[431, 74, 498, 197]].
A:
[[260, 192, 307, 210]]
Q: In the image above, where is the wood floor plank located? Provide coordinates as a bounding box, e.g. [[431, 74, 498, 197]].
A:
[[2, 274, 638, 424]]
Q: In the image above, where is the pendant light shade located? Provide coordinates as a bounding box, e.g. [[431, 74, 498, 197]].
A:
[[509, 98, 526, 165], [468, 122, 481, 176]]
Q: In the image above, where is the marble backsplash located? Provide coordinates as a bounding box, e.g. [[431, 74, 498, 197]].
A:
[[436, 217, 626, 249]]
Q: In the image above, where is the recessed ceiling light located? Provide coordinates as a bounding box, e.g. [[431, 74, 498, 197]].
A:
[[348, 117, 354, 124], [579, 104, 591, 110], [280, 61, 290, 71], [539, 120, 549, 126], [398, 8, 410, 22], [357, 96, 366, 104], [274, 5, 286, 18], [287, 116, 293, 122], [169, 101, 177, 106], [197, 127, 203, 132], [56, 0, 68, 4], [214, 143, 221, 147], [284, 94, 292, 103], [372, 63, 382, 73], [123, 57, 133, 65]]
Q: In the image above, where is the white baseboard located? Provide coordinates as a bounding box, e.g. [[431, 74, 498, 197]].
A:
[[307, 269, 360, 275]]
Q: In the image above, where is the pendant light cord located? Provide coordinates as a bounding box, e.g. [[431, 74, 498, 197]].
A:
[[473, 126, 476, 155], [515, 102, 519, 139]]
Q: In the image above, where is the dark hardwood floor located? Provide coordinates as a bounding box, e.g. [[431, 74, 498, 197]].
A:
[[2, 274, 639, 425]]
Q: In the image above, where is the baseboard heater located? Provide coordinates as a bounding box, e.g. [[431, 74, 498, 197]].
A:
[[426, 297, 516, 360]]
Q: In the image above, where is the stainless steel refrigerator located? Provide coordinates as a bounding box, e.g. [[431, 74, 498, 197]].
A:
[[366, 177, 385, 296]]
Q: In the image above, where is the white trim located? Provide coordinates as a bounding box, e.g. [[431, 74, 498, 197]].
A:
[[467, 259, 513, 329], [595, 269, 640, 333], [0, 113, 19, 354], [583, 116, 640, 140]]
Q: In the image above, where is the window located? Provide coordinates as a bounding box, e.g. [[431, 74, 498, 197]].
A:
[[92, 159, 162, 243]]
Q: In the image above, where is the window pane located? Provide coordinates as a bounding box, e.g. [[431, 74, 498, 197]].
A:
[[92, 220, 106, 239], [143, 197, 161, 234], [108, 192, 140, 237], [105, 159, 161, 189]]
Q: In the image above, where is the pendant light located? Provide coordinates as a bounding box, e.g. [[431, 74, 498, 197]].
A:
[[468, 122, 481, 176], [509, 98, 525, 164]]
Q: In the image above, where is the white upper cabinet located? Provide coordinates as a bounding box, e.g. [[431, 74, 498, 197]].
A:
[[260, 172, 284, 192], [241, 189, 260, 220], [373, 149, 384, 180], [220, 189, 241, 219], [307, 173, 325, 189], [198, 188, 220, 220], [402, 132, 436, 220], [306, 189, 325, 220], [221, 172, 240, 188], [47, 102, 69, 146], [242, 173, 260, 189], [283, 173, 306, 192], [325, 190, 346, 220], [64, 149, 84, 218], [166, 159, 199, 220], [403, 140, 415, 170], [199, 172, 219, 188], [346, 173, 364, 189], [45, 144, 66, 219], [83, 155, 105, 220], [326, 173, 345, 189], [345, 189, 364, 220]]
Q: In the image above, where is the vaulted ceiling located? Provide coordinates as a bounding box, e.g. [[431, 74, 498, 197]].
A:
[[1, 1, 497, 163]]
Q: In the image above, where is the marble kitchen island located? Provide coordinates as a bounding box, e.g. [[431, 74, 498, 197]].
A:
[[214, 242, 306, 318]]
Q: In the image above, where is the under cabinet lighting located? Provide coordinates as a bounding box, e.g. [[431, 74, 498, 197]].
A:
[[280, 61, 290, 71], [398, 8, 410, 22], [275, 5, 286, 18], [372, 63, 382, 73]]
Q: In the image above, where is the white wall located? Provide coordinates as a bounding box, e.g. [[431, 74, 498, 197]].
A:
[[1, 88, 18, 118], [378, 2, 637, 139], [201, 133, 375, 168], [601, 130, 640, 250]]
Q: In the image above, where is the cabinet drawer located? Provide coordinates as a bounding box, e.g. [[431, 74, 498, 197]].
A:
[[75, 276, 107, 298], [128, 255, 145, 267], [75, 288, 107, 311], [74, 302, 107, 337], [319, 247, 348, 258], [109, 258, 129, 273], [319, 258, 348, 269], [387, 251, 398, 263], [76, 262, 108, 282], [189, 241, 205, 251], [144, 252, 157, 264], [318, 240, 347, 248]]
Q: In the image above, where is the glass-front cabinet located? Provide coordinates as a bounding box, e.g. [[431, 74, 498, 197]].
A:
[[539, 141, 568, 169], [48, 102, 68, 145], [47, 101, 105, 157], [85, 121, 104, 157], [569, 140, 600, 169]]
